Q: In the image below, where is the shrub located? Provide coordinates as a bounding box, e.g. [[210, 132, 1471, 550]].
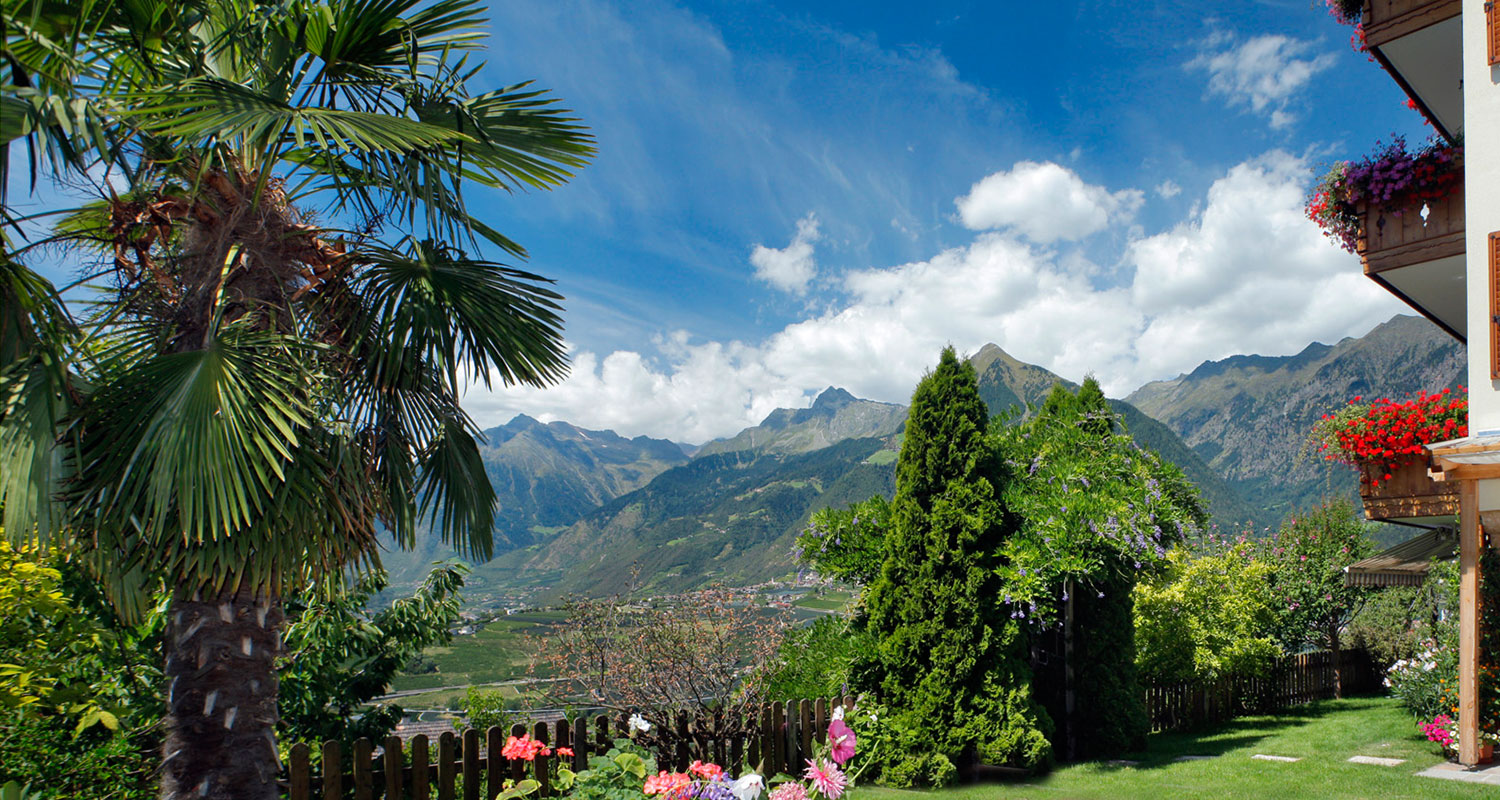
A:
[[1134, 540, 1283, 685], [461, 687, 514, 732], [863, 347, 1051, 776], [762, 615, 870, 701]]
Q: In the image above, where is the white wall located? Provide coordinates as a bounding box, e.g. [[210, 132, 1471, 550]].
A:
[[1465, 0, 1500, 434]]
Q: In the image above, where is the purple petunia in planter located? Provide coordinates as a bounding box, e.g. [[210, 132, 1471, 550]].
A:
[[1304, 136, 1462, 254]]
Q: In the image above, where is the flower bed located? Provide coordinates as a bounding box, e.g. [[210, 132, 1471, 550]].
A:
[[1306, 137, 1462, 255]]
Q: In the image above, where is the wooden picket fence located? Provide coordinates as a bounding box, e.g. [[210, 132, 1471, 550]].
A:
[[1144, 648, 1379, 733], [283, 697, 856, 800], [284, 651, 1379, 798]]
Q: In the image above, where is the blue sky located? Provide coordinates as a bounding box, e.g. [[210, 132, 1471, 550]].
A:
[[462, 0, 1425, 442], [15, 1, 1429, 443]]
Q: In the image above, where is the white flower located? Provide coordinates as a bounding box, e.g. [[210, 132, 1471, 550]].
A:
[[830, 705, 844, 722], [628, 713, 652, 733], [730, 774, 764, 800]]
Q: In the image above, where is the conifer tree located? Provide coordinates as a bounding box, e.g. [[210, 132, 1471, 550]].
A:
[[864, 347, 1052, 779]]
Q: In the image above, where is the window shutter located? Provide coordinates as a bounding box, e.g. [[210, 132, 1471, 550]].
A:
[[1492, 232, 1500, 379], [1490, 1, 1500, 66]]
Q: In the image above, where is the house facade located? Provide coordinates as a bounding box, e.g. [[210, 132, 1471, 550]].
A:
[[1345, 0, 1499, 767]]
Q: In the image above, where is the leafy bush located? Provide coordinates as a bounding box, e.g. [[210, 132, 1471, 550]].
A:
[[0, 707, 155, 798], [278, 563, 467, 745], [843, 702, 954, 789], [557, 739, 655, 800], [1134, 540, 1283, 684], [461, 687, 515, 732], [762, 615, 870, 701]]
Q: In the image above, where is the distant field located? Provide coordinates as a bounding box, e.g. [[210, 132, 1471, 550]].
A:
[[793, 591, 854, 612], [388, 612, 564, 692]]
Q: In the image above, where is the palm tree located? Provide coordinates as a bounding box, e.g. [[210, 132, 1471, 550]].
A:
[[0, 0, 594, 796]]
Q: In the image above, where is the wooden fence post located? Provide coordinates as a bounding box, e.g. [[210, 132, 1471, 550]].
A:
[[504, 724, 524, 793], [352, 738, 374, 800], [384, 735, 405, 799], [534, 721, 552, 797], [289, 742, 310, 800], [463, 728, 481, 800], [322, 740, 342, 800], [439, 731, 457, 800], [412, 734, 430, 800], [573, 716, 589, 772]]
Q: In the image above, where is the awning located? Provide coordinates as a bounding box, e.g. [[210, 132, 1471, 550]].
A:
[[1343, 527, 1457, 587]]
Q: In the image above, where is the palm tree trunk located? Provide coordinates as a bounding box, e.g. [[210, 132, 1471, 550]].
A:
[[160, 585, 283, 800]]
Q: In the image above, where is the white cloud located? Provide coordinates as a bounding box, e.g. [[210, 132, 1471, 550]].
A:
[[1155, 180, 1182, 199], [955, 161, 1143, 243], [750, 214, 821, 294], [465, 152, 1406, 443], [1191, 34, 1336, 129]]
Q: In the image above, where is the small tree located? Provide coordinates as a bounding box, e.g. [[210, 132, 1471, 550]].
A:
[[998, 379, 1205, 759], [864, 346, 1052, 778], [536, 589, 786, 762], [1134, 539, 1283, 685], [1264, 499, 1374, 696], [277, 564, 467, 745]]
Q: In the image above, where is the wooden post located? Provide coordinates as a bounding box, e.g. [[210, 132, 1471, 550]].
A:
[[412, 734, 431, 800], [573, 716, 589, 771], [798, 699, 813, 767], [499, 724, 520, 795], [290, 742, 310, 800], [385, 736, 405, 799], [535, 721, 552, 797], [1459, 479, 1481, 766], [439, 732, 457, 800], [463, 729, 481, 800], [352, 739, 375, 800], [322, 740, 343, 800]]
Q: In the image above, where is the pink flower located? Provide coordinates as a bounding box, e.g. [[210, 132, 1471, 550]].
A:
[[501, 735, 550, 761], [645, 771, 691, 799], [689, 761, 724, 781], [827, 720, 856, 765], [769, 784, 808, 800], [804, 759, 847, 800]]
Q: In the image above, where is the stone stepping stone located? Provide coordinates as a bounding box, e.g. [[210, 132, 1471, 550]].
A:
[[1104, 760, 1139, 767], [1348, 756, 1406, 767], [1172, 755, 1219, 762], [1252, 754, 1301, 763]]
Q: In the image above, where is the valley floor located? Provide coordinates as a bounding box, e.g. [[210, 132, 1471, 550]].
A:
[[852, 697, 1493, 800]]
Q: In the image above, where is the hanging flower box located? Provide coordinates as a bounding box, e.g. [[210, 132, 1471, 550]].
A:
[[1313, 389, 1467, 521], [1306, 137, 1464, 274], [1356, 457, 1459, 520]]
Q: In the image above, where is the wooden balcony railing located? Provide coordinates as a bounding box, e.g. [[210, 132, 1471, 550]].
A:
[[1357, 170, 1465, 276], [1363, 0, 1462, 50]]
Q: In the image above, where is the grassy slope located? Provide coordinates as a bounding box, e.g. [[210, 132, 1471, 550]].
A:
[[854, 697, 1489, 800]]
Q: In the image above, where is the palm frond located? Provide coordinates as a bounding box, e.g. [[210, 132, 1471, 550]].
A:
[[415, 415, 494, 562], [67, 323, 315, 544], [352, 239, 567, 389], [0, 254, 77, 542]]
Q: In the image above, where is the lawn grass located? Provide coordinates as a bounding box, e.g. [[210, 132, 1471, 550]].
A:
[[853, 697, 1491, 800]]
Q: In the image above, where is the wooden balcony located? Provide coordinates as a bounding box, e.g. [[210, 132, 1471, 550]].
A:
[[1363, 0, 1461, 48], [1361, 0, 1463, 141], [1358, 458, 1460, 522], [1357, 170, 1465, 340]]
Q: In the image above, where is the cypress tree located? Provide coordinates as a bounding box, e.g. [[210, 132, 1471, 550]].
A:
[[864, 347, 1052, 780]]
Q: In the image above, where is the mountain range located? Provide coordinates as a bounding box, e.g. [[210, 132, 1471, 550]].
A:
[[382, 314, 1465, 605]]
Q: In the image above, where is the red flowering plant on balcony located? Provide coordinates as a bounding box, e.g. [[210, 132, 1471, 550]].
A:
[[1305, 136, 1462, 253], [1311, 389, 1468, 487]]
